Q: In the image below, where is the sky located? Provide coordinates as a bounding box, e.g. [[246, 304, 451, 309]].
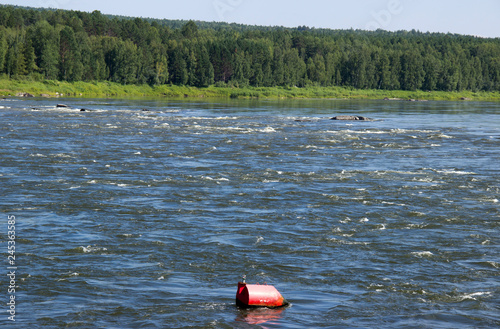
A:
[[1, 0, 499, 38]]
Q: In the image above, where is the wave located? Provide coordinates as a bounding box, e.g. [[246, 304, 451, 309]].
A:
[[411, 251, 434, 258]]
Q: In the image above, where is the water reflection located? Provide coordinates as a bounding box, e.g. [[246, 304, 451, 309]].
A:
[[236, 307, 287, 326]]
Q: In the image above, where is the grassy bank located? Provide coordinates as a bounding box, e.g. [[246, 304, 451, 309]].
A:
[[1, 78, 499, 101]]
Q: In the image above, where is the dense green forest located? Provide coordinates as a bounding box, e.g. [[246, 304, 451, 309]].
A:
[[1, 5, 499, 92]]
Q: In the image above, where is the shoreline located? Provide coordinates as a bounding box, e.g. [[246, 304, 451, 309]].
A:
[[1, 78, 499, 102]]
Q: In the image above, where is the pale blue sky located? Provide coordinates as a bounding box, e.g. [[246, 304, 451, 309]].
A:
[[1, 0, 499, 38]]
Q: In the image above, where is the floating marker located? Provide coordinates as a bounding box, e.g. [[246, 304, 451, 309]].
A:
[[236, 276, 289, 308]]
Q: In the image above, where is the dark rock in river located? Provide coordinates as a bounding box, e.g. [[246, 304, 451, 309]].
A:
[[56, 104, 70, 108], [16, 92, 34, 97], [331, 115, 373, 121]]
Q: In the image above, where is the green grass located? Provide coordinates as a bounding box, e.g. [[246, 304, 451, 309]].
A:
[[1, 77, 499, 101]]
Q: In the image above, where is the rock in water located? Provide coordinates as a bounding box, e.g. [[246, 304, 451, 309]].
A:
[[16, 92, 34, 97], [331, 115, 372, 121]]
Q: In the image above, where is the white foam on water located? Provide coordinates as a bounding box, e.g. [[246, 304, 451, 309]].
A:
[[328, 238, 370, 245], [259, 126, 277, 133], [411, 251, 434, 258], [339, 217, 352, 224], [487, 261, 499, 268], [434, 133, 453, 139], [138, 114, 160, 120], [391, 128, 437, 134], [381, 201, 407, 206], [331, 129, 389, 135], [460, 292, 492, 301], [368, 283, 385, 291], [409, 211, 427, 217], [437, 169, 476, 175], [206, 126, 247, 133], [200, 175, 229, 182], [321, 193, 340, 200], [80, 245, 108, 253], [182, 116, 239, 120], [51, 153, 73, 158]]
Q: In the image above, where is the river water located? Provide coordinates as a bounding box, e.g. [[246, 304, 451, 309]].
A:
[[1, 98, 499, 328]]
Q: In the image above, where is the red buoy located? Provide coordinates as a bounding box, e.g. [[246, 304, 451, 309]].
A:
[[236, 278, 289, 308]]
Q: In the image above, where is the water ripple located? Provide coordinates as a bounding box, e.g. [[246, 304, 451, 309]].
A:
[[2, 98, 499, 328]]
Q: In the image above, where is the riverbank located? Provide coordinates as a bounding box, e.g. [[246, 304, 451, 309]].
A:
[[1, 78, 499, 101]]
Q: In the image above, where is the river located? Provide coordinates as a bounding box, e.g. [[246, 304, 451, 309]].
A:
[[1, 98, 499, 328]]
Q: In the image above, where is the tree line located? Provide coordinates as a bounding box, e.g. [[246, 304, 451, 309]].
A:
[[0, 5, 499, 91]]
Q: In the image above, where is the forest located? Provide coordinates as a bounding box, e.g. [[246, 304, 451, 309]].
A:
[[0, 4, 499, 92]]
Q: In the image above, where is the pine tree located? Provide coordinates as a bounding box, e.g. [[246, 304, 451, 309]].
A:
[[0, 28, 7, 73], [401, 51, 424, 91], [195, 45, 213, 87], [181, 21, 198, 39], [59, 26, 83, 81], [272, 47, 285, 86], [31, 20, 60, 79]]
